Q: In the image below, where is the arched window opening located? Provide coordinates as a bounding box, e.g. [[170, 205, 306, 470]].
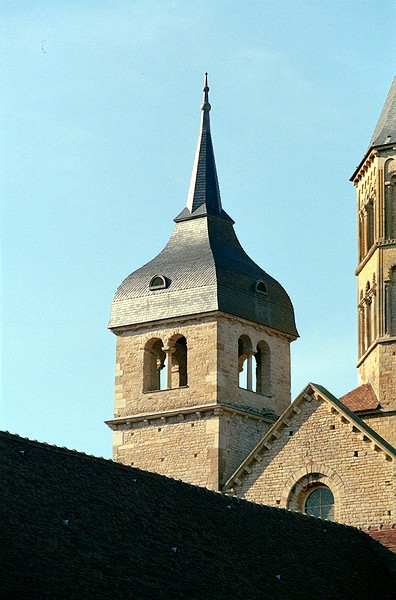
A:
[[238, 335, 253, 391], [366, 201, 374, 251], [366, 299, 372, 348], [144, 338, 166, 391], [358, 214, 364, 262], [172, 336, 188, 387], [384, 162, 396, 239], [255, 340, 270, 395], [390, 267, 396, 336], [304, 486, 334, 521]]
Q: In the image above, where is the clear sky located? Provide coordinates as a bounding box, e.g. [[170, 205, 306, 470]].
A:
[[2, 0, 395, 459]]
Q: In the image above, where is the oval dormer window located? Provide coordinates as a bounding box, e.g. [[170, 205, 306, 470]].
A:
[[255, 280, 267, 294], [149, 275, 167, 290]]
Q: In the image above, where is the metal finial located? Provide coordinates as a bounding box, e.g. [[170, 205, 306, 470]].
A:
[[201, 72, 211, 112]]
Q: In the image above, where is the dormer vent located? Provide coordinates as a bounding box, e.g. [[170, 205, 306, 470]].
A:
[[149, 275, 168, 290], [255, 280, 267, 294]]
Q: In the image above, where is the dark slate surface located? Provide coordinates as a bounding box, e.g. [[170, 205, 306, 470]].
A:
[[110, 214, 298, 336], [109, 76, 298, 337], [369, 76, 396, 149], [1, 431, 394, 600]]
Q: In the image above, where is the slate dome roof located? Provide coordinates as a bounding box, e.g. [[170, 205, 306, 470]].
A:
[[109, 75, 298, 338]]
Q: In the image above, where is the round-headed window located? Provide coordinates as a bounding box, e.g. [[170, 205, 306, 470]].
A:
[[304, 486, 334, 520]]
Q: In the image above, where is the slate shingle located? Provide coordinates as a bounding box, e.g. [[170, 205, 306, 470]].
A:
[[0, 430, 395, 599]]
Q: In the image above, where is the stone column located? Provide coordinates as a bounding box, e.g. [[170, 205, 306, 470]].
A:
[[162, 347, 175, 389]]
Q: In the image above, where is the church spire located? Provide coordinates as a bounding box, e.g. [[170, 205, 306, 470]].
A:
[[368, 75, 396, 149], [183, 73, 223, 217]]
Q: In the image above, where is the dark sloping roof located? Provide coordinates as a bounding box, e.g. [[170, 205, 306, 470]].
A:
[[109, 77, 298, 336], [340, 383, 379, 412], [351, 76, 396, 181], [180, 72, 224, 218], [369, 76, 396, 149], [1, 430, 394, 599]]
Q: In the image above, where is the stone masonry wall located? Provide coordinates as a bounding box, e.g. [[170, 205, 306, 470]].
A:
[[217, 314, 292, 415], [362, 412, 396, 447], [114, 317, 218, 418], [219, 414, 270, 485], [235, 397, 395, 528], [113, 413, 220, 489]]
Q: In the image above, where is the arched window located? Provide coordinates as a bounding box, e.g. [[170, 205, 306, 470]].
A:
[[304, 486, 334, 520], [144, 338, 166, 391], [384, 161, 396, 239], [390, 267, 396, 336], [255, 340, 270, 395], [365, 201, 374, 251], [171, 336, 188, 387], [238, 335, 253, 390]]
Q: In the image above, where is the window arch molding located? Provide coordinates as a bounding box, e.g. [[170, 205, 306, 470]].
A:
[[279, 463, 344, 520]]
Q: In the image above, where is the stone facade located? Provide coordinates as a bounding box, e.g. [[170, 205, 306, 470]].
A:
[[225, 387, 395, 528], [107, 77, 396, 536], [108, 312, 292, 487], [353, 149, 396, 411], [362, 412, 396, 448]]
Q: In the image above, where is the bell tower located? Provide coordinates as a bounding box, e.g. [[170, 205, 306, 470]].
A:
[[351, 76, 396, 411], [106, 75, 298, 489]]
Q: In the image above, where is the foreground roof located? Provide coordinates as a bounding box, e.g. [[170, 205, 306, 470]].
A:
[[109, 76, 298, 337], [1, 430, 395, 599]]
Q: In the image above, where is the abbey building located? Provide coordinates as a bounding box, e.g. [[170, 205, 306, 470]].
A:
[[107, 75, 396, 530]]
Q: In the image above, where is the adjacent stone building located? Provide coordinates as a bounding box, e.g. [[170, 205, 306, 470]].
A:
[[107, 75, 396, 531]]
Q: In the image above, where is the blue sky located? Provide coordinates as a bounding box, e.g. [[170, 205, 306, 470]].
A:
[[2, 0, 395, 458]]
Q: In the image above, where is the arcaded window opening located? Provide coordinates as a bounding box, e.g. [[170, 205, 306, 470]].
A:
[[144, 338, 166, 391], [238, 335, 253, 391], [365, 201, 374, 252], [255, 340, 270, 395], [171, 335, 188, 388], [388, 266, 396, 336]]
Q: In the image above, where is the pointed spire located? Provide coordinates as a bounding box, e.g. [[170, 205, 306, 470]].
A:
[[368, 76, 396, 149], [185, 73, 222, 215]]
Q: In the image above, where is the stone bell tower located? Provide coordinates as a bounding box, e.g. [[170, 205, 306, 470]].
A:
[[106, 75, 298, 489], [351, 76, 396, 412]]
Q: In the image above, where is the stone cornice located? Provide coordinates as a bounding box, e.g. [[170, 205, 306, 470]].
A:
[[106, 403, 275, 430], [110, 310, 297, 342]]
